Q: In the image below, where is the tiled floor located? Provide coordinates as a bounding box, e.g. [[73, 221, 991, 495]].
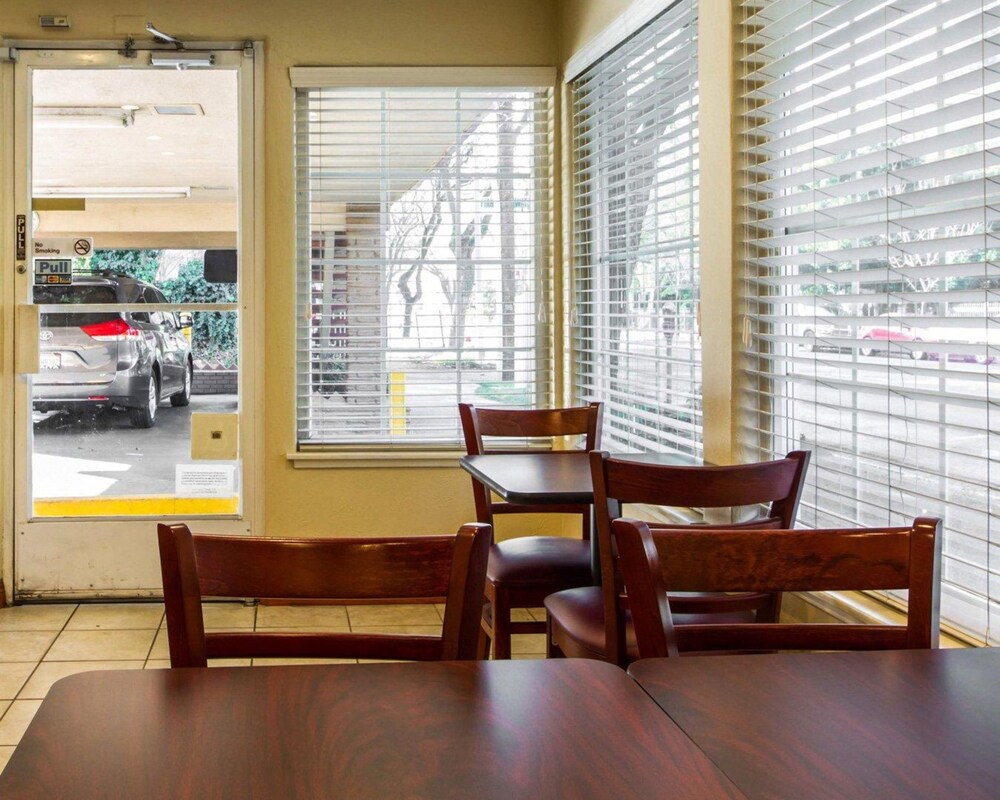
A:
[[0, 601, 547, 774]]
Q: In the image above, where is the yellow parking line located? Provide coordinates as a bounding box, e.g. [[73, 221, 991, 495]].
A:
[[33, 496, 240, 517]]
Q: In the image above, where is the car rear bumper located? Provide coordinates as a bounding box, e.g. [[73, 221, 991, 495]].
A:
[[32, 371, 149, 410]]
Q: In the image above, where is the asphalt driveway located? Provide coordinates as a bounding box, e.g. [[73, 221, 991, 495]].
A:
[[32, 395, 238, 498]]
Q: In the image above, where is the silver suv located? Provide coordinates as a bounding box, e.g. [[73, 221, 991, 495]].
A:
[[33, 274, 193, 428]]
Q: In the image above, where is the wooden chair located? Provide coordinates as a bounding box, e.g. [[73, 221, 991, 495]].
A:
[[615, 516, 941, 657], [157, 522, 492, 667], [459, 402, 602, 659], [545, 449, 811, 666]]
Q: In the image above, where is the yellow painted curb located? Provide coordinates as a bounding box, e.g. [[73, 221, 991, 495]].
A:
[[33, 496, 240, 518]]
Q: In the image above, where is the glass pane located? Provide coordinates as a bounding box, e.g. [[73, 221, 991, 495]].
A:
[[571, 0, 702, 456], [739, 0, 1000, 641], [29, 64, 242, 522], [31, 309, 239, 518], [295, 87, 550, 445]]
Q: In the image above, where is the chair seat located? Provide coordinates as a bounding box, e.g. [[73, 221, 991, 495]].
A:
[[487, 537, 592, 589], [546, 587, 636, 661], [545, 586, 760, 663]]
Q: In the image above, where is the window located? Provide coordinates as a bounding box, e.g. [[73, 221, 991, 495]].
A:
[[143, 288, 166, 326], [739, 1, 1000, 642], [292, 70, 552, 446], [571, 0, 701, 455]]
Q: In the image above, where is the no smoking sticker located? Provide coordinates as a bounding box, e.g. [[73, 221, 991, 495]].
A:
[[34, 237, 94, 258]]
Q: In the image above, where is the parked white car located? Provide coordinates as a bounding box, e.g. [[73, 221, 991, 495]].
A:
[[792, 303, 852, 352]]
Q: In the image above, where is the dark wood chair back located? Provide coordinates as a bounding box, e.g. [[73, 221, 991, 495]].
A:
[[591, 449, 811, 664], [158, 523, 492, 667], [459, 403, 603, 532], [615, 516, 942, 657]]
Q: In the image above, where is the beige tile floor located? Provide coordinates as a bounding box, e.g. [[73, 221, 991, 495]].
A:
[[0, 601, 547, 774]]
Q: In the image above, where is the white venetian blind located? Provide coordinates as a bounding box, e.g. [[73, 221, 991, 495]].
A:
[[294, 77, 552, 446], [571, 0, 702, 456], [739, 0, 1000, 642]]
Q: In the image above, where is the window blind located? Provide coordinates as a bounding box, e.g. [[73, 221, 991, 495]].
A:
[[739, 0, 1000, 643], [294, 83, 552, 446], [571, 0, 702, 456]]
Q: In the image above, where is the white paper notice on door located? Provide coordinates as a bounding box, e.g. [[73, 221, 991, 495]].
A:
[[175, 464, 235, 498]]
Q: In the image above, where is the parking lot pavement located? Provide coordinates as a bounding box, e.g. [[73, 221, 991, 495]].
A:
[[32, 395, 238, 499]]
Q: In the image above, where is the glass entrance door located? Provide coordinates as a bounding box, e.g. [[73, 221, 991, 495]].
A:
[[11, 47, 259, 598]]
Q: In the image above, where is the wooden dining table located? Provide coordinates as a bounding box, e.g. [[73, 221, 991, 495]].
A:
[[460, 450, 700, 580], [0, 658, 744, 799], [629, 647, 1000, 800]]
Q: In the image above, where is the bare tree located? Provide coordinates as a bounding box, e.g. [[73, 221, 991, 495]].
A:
[[385, 116, 492, 349], [442, 178, 491, 349], [590, 72, 683, 385], [497, 99, 526, 381], [388, 196, 443, 338]]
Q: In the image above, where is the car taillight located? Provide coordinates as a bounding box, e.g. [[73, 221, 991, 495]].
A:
[[80, 318, 141, 341]]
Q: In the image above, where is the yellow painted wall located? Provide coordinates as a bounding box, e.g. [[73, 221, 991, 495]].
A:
[[558, 0, 634, 62], [1, 0, 561, 539]]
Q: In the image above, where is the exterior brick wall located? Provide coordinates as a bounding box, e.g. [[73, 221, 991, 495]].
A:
[[192, 369, 238, 395]]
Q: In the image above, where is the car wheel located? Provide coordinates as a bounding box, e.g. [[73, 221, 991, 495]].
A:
[[801, 329, 815, 352], [171, 361, 193, 407], [859, 336, 874, 357], [911, 340, 926, 361], [129, 374, 159, 429]]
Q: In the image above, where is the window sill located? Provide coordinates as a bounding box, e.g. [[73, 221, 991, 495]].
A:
[[627, 502, 703, 526], [287, 451, 467, 469], [792, 590, 974, 649]]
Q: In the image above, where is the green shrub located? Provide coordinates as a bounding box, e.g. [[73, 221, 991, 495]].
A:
[[438, 358, 496, 370], [88, 250, 239, 367], [475, 381, 529, 405]]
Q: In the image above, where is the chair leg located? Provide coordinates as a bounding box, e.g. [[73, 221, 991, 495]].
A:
[[491, 592, 512, 660], [479, 599, 494, 660], [479, 583, 495, 659], [546, 616, 565, 659], [758, 591, 783, 624]]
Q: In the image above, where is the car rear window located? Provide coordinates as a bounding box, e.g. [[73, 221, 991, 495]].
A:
[[34, 285, 119, 328]]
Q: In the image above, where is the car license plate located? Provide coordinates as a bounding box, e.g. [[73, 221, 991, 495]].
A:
[[39, 353, 61, 370]]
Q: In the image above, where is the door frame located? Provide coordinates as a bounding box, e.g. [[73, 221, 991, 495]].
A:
[[0, 41, 265, 601]]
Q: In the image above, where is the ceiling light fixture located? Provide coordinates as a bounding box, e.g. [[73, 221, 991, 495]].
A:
[[35, 105, 141, 129], [33, 186, 192, 200], [35, 117, 127, 130]]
